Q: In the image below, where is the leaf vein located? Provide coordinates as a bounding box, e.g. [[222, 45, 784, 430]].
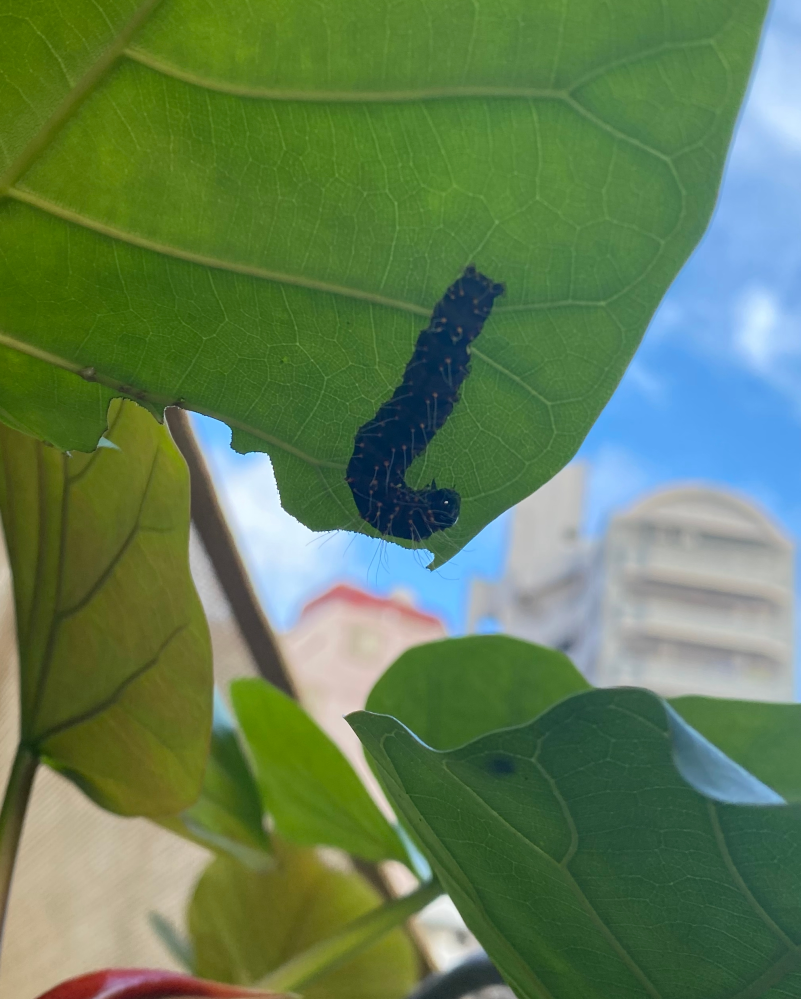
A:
[[0, 0, 165, 196]]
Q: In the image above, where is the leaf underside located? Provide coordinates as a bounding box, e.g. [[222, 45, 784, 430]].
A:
[[352, 688, 801, 999], [0, 0, 769, 562]]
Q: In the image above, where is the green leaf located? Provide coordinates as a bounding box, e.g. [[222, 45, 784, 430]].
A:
[[157, 690, 271, 868], [149, 911, 196, 972], [0, 0, 769, 563], [0, 399, 212, 815], [367, 634, 801, 803], [231, 678, 407, 864], [671, 696, 801, 804], [350, 688, 801, 999], [188, 840, 418, 999], [367, 634, 589, 749]]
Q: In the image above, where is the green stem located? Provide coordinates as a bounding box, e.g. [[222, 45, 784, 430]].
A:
[[0, 745, 37, 951], [259, 879, 441, 993]]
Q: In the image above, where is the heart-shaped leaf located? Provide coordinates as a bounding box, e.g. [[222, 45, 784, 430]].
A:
[[0, 400, 212, 815], [231, 679, 407, 864], [0, 0, 769, 562], [188, 840, 418, 999], [351, 688, 801, 999]]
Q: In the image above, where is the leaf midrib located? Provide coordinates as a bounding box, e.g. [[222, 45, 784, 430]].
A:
[[122, 36, 714, 108]]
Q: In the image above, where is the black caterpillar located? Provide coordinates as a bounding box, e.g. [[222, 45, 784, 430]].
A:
[[346, 266, 505, 541]]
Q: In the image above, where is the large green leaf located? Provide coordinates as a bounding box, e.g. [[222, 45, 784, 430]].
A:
[[0, 399, 212, 815], [188, 840, 418, 999], [0, 0, 769, 563], [157, 690, 271, 867], [367, 635, 801, 802], [231, 678, 408, 864], [350, 688, 801, 999]]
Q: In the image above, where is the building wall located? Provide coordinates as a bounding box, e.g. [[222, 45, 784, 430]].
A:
[[282, 586, 446, 804], [469, 474, 796, 702], [467, 464, 601, 674], [593, 487, 795, 700]]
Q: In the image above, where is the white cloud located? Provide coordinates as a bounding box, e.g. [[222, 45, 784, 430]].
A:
[[212, 451, 352, 629], [731, 286, 801, 407], [733, 287, 782, 373]]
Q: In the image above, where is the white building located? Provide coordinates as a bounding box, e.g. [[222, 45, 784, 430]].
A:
[[469, 466, 795, 702]]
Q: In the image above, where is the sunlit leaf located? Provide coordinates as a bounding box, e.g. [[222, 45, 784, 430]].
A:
[[232, 679, 407, 864], [189, 840, 418, 999], [0, 0, 769, 562], [0, 399, 211, 815]]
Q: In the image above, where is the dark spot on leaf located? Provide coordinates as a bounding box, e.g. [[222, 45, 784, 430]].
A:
[[486, 755, 516, 776]]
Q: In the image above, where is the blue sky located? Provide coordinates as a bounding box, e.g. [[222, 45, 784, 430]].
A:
[[194, 0, 801, 636]]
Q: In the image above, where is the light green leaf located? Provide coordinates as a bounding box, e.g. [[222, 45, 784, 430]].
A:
[[231, 678, 408, 864], [157, 690, 271, 868], [0, 0, 769, 563], [0, 399, 212, 815], [189, 839, 418, 999], [367, 634, 589, 749], [351, 688, 801, 999]]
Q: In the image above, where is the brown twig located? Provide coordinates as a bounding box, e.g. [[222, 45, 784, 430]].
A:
[[165, 408, 295, 697]]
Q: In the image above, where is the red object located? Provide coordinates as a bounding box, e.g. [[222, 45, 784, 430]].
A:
[[34, 969, 278, 999]]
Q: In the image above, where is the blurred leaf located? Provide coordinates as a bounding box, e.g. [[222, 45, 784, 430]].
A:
[[351, 688, 801, 999], [367, 635, 588, 749], [149, 911, 196, 973], [157, 690, 271, 868], [670, 696, 801, 803], [0, 399, 212, 815], [231, 679, 407, 864], [0, 0, 769, 563], [189, 840, 418, 999], [34, 968, 281, 998]]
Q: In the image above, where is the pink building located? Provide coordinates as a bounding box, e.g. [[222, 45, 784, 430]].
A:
[[282, 584, 446, 802]]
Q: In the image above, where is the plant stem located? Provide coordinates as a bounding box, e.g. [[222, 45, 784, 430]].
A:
[[258, 879, 441, 993], [0, 744, 37, 951]]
